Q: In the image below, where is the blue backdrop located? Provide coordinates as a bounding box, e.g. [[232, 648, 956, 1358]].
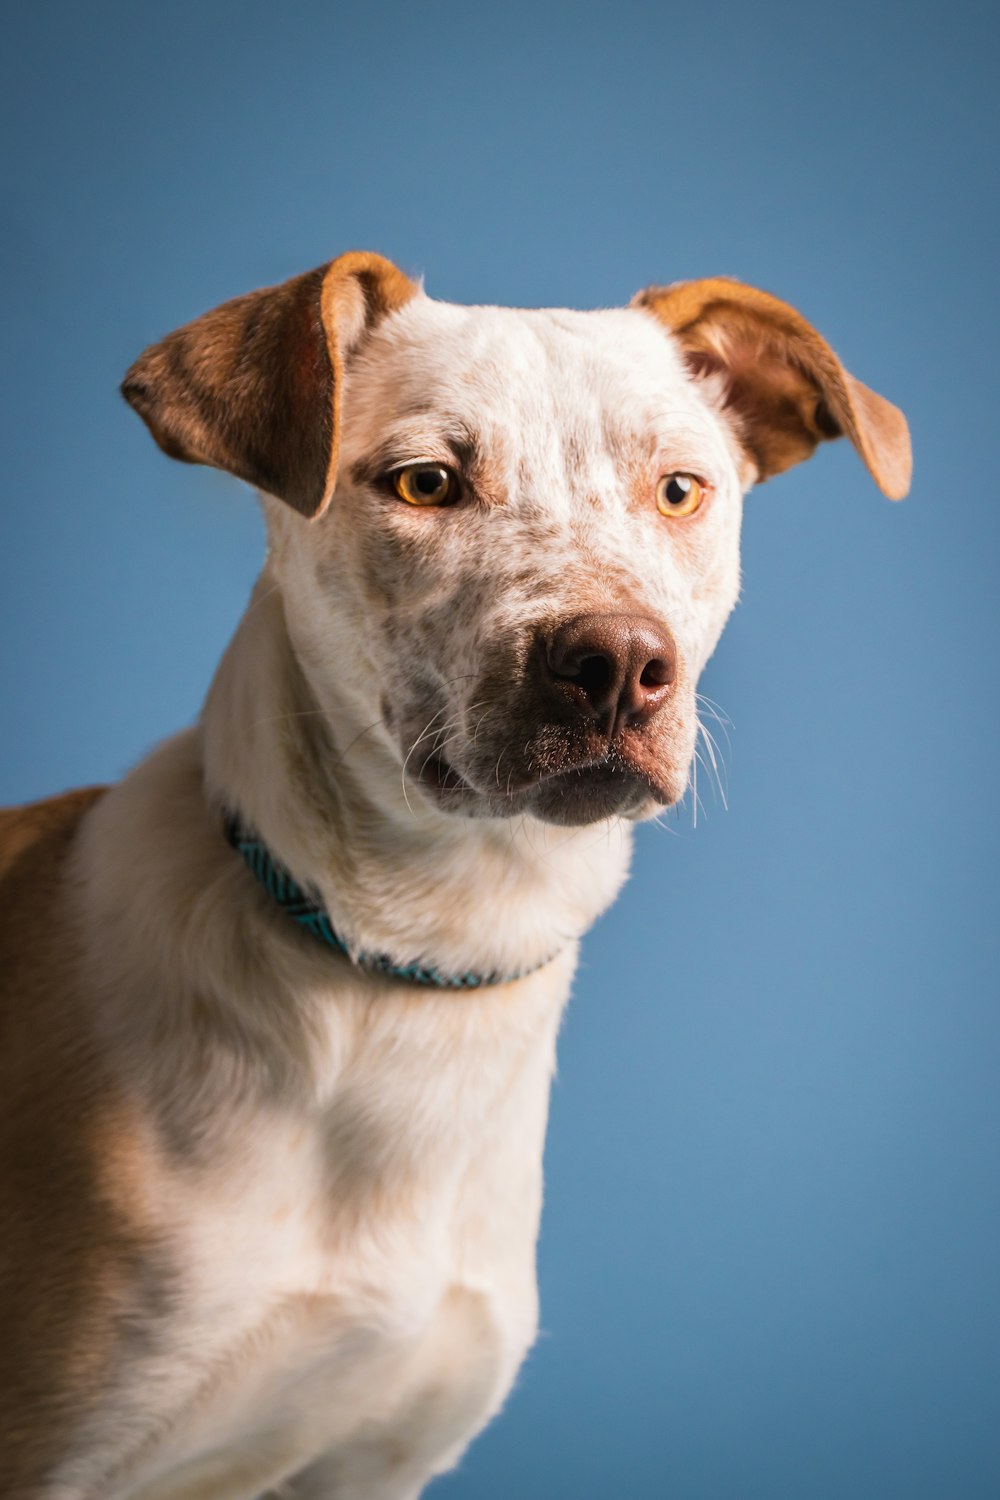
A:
[[2, 2, 997, 1496]]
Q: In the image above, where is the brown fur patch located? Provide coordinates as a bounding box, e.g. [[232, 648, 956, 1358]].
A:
[[632, 277, 912, 499], [122, 252, 418, 520], [0, 789, 176, 1494]]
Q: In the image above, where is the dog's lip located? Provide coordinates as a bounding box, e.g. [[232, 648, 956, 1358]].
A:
[[416, 753, 472, 796], [421, 748, 673, 808], [522, 758, 674, 806], [510, 757, 677, 826]]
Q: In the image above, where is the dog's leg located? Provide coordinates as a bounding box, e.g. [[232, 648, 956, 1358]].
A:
[[273, 1281, 507, 1500]]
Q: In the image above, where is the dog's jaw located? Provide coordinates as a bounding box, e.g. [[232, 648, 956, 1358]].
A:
[[415, 753, 669, 826]]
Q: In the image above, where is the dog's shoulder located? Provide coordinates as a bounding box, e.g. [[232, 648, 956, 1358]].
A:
[[0, 784, 107, 887], [0, 783, 108, 1054], [0, 785, 108, 1020], [0, 786, 108, 1031]]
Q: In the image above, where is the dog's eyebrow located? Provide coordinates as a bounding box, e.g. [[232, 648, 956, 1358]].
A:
[[349, 420, 498, 494]]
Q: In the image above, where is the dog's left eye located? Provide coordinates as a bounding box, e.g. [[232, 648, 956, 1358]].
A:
[[656, 472, 705, 518], [393, 464, 458, 507]]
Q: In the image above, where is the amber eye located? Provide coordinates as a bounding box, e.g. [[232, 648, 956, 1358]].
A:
[[656, 472, 704, 518], [393, 464, 457, 507]]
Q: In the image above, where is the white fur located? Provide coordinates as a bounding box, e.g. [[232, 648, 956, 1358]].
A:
[[48, 293, 745, 1498]]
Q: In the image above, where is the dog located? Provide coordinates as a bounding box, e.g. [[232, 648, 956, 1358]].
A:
[[0, 252, 910, 1498]]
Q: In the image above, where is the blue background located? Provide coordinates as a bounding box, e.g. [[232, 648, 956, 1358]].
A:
[[2, 2, 997, 1496]]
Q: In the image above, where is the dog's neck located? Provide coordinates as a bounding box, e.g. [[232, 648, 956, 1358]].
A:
[[201, 576, 633, 981]]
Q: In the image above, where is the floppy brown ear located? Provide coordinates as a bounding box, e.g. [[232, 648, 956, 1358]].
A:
[[631, 277, 911, 499], [121, 251, 418, 519]]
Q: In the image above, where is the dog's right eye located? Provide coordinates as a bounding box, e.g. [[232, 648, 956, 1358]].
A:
[[392, 464, 459, 507]]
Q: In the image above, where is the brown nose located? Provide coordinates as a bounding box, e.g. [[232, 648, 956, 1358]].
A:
[[541, 613, 677, 735]]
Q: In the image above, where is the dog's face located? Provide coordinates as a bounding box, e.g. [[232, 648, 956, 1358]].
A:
[[290, 301, 742, 826], [123, 254, 910, 828]]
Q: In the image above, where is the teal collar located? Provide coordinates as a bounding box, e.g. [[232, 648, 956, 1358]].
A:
[[223, 812, 555, 990]]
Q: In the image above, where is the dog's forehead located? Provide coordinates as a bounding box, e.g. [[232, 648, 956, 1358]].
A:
[[342, 296, 717, 460]]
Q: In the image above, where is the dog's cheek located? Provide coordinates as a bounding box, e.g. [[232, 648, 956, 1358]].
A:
[[653, 498, 743, 683], [686, 545, 743, 679], [309, 512, 430, 678], [311, 520, 474, 754]]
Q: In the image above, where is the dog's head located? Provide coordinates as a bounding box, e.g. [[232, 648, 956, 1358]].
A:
[[123, 253, 909, 828]]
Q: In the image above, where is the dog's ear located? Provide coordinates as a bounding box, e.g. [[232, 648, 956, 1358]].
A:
[[121, 251, 418, 520], [632, 277, 911, 499]]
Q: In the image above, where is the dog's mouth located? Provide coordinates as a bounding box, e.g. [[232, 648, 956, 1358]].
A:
[[415, 746, 679, 826], [401, 647, 696, 826], [519, 757, 674, 825], [419, 753, 473, 798]]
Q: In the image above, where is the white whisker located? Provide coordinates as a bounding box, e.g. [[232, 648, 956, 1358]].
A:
[[401, 704, 452, 815], [696, 719, 728, 811]]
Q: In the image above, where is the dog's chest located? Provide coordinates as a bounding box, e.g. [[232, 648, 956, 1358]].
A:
[[123, 1165, 519, 1497], [83, 981, 564, 1499]]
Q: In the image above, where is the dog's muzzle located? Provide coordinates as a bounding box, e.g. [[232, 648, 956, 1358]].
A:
[[409, 611, 691, 827]]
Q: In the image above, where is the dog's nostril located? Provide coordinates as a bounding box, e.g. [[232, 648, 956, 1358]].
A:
[[639, 658, 671, 689], [573, 654, 613, 694]]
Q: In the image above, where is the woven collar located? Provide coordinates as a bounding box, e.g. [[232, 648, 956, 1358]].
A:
[[223, 812, 555, 990]]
